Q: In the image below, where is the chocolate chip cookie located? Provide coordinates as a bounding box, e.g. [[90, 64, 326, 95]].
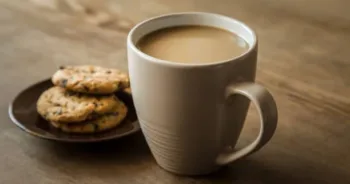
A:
[[36, 86, 121, 123], [52, 65, 129, 94], [50, 101, 127, 133]]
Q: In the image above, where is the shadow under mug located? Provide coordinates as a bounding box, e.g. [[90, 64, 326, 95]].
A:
[[127, 12, 278, 175]]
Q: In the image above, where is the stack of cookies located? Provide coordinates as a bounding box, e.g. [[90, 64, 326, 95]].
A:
[[36, 65, 130, 134]]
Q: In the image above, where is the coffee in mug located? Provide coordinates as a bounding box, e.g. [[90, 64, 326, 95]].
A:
[[127, 12, 278, 175], [137, 25, 249, 64]]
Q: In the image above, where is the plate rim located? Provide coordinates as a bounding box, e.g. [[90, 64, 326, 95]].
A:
[[8, 79, 141, 143]]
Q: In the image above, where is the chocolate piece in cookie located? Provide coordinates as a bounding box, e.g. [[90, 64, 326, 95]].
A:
[[36, 86, 122, 123], [50, 100, 128, 133], [52, 65, 129, 94]]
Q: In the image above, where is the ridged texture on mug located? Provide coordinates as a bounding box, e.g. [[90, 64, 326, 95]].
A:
[[140, 119, 218, 175]]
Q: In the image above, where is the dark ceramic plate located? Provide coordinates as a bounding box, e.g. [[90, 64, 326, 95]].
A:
[[8, 79, 140, 143]]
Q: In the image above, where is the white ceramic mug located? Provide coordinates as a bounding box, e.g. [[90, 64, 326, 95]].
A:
[[127, 12, 278, 175]]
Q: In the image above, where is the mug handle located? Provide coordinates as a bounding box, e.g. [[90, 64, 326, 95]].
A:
[[216, 83, 278, 165]]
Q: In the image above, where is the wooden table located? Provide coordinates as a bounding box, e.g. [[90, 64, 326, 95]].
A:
[[0, 0, 349, 183]]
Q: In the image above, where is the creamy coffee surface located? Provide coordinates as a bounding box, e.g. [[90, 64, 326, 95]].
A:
[[137, 25, 249, 64]]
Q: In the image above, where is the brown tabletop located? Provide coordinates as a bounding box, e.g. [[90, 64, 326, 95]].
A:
[[1, 0, 349, 183]]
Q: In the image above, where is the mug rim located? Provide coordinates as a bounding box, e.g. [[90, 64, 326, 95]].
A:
[[127, 12, 257, 68]]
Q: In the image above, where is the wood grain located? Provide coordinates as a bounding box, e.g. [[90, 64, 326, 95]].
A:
[[0, 0, 349, 183]]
